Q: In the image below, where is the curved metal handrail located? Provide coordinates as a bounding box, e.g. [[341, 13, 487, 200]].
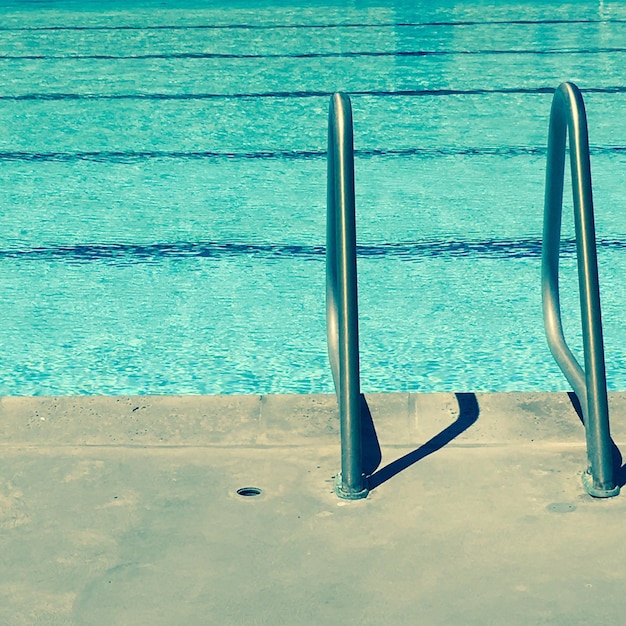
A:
[[327, 93, 368, 500], [542, 81, 619, 497]]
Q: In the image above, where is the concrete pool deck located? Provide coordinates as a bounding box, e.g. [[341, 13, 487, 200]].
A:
[[2, 391, 626, 625]]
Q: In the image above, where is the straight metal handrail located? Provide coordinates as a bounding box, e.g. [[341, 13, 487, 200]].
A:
[[542, 81, 619, 498], [327, 92, 368, 500]]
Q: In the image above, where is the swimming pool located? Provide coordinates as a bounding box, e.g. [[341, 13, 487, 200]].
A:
[[0, 0, 625, 395]]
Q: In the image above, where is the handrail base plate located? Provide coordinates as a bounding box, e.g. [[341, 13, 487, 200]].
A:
[[334, 472, 369, 500], [582, 470, 620, 498]]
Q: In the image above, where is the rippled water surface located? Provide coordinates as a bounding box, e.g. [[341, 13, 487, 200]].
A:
[[0, 0, 625, 394]]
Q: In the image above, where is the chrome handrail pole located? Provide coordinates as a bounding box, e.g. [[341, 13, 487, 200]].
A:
[[542, 82, 619, 497], [327, 92, 368, 499]]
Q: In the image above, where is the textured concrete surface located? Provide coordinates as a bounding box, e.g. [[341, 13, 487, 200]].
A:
[[2, 392, 626, 625]]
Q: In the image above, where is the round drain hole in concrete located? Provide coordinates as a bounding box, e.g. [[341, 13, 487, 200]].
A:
[[237, 487, 263, 498]]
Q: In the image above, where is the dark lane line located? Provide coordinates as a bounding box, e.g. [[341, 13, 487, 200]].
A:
[[1, 18, 625, 32], [1, 146, 625, 164], [2, 86, 626, 101], [1, 238, 624, 265], [2, 48, 625, 60]]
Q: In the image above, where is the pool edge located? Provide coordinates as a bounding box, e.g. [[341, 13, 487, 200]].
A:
[[1, 391, 625, 448]]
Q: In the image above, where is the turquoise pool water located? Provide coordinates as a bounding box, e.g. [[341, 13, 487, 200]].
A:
[[0, 0, 625, 395]]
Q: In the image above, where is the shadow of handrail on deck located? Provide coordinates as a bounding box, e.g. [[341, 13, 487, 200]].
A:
[[359, 394, 383, 477], [567, 392, 626, 487], [364, 392, 480, 490]]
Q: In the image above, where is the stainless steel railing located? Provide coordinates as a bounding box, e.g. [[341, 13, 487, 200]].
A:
[[542, 81, 619, 497], [327, 93, 368, 500]]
